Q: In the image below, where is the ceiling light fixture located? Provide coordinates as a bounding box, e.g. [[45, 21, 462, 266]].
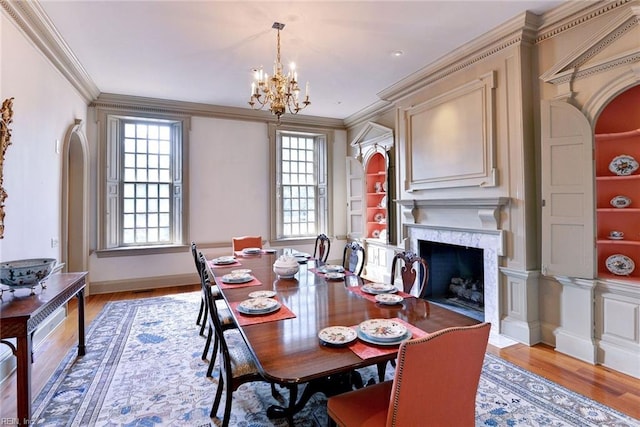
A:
[[248, 22, 310, 123]]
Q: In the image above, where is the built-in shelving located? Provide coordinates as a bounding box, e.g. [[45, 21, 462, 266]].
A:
[[365, 153, 387, 240], [595, 129, 640, 281]]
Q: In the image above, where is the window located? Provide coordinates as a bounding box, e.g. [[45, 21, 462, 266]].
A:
[[100, 112, 187, 252], [272, 128, 329, 240]]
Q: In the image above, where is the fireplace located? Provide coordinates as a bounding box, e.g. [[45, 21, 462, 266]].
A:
[[419, 240, 484, 320], [405, 225, 504, 339]]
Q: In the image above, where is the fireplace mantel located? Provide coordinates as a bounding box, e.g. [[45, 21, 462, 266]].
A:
[[397, 197, 510, 230]]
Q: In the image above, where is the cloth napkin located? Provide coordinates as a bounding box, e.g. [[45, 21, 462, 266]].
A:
[[214, 276, 262, 290], [229, 299, 296, 326], [348, 286, 413, 303], [347, 317, 428, 360]]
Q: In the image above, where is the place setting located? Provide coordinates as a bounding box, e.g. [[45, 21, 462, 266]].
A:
[[348, 282, 412, 303], [209, 256, 241, 268], [215, 270, 262, 289], [230, 296, 296, 326], [349, 318, 428, 359], [234, 247, 265, 257]]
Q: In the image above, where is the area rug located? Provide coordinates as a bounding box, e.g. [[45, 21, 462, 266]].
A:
[[31, 293, 638, 426]]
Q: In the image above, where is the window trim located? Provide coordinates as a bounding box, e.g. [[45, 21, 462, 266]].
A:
[[95, 107, 190, 257], [268, 123, 333, 244]]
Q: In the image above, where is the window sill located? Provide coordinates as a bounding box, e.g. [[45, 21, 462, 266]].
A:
[[95, 244, 188, 258]]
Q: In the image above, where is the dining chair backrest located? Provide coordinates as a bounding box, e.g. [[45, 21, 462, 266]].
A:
[[191, 241, 201, 275], [313, 233, 331, 262], [232, 235, 263, 252], [391, 251, 429, 298], [342, 241, 365, 276], [387, 322, 490, 426]]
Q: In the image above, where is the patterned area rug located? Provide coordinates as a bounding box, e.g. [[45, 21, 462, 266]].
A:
[[31, 293, 637, 426]]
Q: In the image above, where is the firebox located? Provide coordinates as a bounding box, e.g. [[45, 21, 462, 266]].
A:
[[419, 240, 484, 321]]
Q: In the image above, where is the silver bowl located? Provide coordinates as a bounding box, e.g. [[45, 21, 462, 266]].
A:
[[0, 258, 58, 286]]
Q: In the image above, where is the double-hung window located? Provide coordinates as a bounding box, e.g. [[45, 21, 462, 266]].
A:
[[272, 128, 329, 240], [100, 112, 187, 252]]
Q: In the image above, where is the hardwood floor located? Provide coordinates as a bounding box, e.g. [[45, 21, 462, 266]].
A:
[[1, 285, 639, 422]]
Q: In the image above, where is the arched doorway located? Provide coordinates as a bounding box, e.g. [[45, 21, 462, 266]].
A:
[[61, 119, 90, 290]]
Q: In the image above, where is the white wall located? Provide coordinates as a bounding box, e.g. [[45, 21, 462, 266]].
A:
[[0, 12, 87, 262], [88, 115, 347, 285]]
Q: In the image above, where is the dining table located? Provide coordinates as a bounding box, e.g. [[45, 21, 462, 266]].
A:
[[210, 250, 480, 420]]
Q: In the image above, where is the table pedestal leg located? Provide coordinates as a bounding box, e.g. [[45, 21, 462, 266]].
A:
[[267, 371, 357, 422]]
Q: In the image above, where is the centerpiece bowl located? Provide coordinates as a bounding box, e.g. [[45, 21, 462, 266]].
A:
[[273, 255, 299, 278], [0, 258, 59, 286]]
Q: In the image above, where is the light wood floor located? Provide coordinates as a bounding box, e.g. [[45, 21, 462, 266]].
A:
[[1, 285, 639, 422]]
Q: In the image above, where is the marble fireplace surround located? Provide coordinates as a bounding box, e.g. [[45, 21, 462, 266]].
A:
[[399, 197, 517, 347]]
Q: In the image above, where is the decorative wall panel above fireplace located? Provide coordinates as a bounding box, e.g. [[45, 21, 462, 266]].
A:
[[402, 71, 497, 191]]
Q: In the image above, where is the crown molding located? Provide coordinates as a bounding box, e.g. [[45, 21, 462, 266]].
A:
[[535, 0, 631, 44], [377, 11, 541, 104], [91, 93, 346, 129], [343, 99, 394, 129], [540, 2, 640, 84], [1, 0, 100, 102]]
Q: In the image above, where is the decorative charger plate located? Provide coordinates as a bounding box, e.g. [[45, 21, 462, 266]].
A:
[[248, 290, 277, 298], [375, 293, 404, 305], [361, 282, 397, 295], [605, 254, 635, 276], [609, 155, 639, 176], [221, 272, 253, 284], [359, 319, 408, 342], [610, 195, 631, 208], [318, 326, 357, 346], [242, 247, 262, 254], [237, 297, 280, 314], [212, 256, 236, 265], [325, 272, 346, 280]]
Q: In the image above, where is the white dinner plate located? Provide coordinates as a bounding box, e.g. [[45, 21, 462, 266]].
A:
[[359, 319, 408, 342], [325, 272, 346, 280], [231, 269, 252, 275], [356, 329, 412, 346], [318, 326, 357, 346], [375, 293, 404, 305], [318, 264, 344, 273], [221, 272, 253, 284], [361, 283, 397, 295], [237, 297, 280, 314], [242, 247, 262, 255], [248, 290, 277, 298], [212, 256, 236, 265]]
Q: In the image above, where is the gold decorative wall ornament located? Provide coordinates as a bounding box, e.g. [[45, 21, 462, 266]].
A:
[[0, 98, 14, 239]]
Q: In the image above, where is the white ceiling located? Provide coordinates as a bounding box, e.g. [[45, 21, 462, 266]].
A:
[[39, 0, 566, 120]]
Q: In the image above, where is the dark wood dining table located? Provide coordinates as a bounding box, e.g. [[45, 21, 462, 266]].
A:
[[212, 251, 479, 419]]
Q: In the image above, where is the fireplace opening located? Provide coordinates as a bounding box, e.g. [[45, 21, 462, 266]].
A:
[[419, 240, 484, 321]]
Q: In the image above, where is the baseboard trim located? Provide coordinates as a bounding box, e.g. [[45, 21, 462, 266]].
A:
[[89, 273, 198, 294]]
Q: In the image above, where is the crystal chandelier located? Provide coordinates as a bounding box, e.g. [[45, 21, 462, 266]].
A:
[[248, 22, 310, 122]]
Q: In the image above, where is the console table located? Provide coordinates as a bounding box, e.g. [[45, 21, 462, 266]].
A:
[[0, 272, 87, 426]]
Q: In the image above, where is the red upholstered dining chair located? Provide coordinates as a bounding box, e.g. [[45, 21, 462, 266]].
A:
[[313, 233, 331, 262], [328, 322, 491, 427], [232, 235, 263, 252]]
